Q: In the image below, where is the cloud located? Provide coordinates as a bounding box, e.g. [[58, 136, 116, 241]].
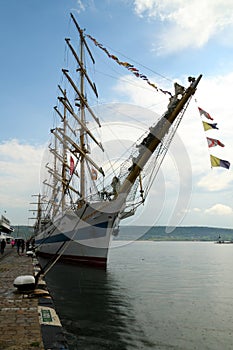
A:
[[75, 0, 85, 13], [0, 139, 45, 223], [133, 0, 233, 54], [193, 207, 201, 212], [72, 0, 97, 14], [205, 204, 233, 216], [197, 171, 233, 192], [114, 74, 170, 112]]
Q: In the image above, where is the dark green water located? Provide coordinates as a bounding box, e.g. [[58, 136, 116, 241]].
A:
[[45, 241, 233, 349]]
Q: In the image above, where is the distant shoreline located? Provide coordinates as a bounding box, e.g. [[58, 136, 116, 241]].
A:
[[11, 225, 233, 243], [115, 225, 233, 242]]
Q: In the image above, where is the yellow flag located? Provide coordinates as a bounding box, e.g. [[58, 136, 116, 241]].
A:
[[210, 154, 220, 167]]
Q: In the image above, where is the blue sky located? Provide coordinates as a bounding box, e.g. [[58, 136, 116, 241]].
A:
[[0, 0, 233, 229]]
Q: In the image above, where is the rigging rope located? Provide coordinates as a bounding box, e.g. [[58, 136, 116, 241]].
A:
[[35, 203, 89, 283], [86, 33, 172, 96], [143, 97, 192, 200]]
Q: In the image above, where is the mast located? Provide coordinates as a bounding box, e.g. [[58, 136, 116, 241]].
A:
[[52, 135, 58, 216], [68, 13, 102, 199], [79, 23, 89, 200], [60, 88, 68, 211], [47, 14, 104, 208], [79, 34, 85, 198], [29, 194, 42, 232], [118, 75, 202, 197], [37, 194, 42, 230]]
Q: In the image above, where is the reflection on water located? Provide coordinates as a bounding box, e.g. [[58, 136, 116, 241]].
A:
[[40, 241, 233, 350], [42, 260, 152, 350]]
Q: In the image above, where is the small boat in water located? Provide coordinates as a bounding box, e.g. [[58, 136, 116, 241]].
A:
[[215, 235, 233, 244], [33, 13, 202, 267]]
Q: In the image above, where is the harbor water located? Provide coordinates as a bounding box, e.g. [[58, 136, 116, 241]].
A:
[[44, 241, 233, 350]]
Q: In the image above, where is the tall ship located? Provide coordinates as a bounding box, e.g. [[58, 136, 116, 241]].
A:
[[34, 13, 202, 267]]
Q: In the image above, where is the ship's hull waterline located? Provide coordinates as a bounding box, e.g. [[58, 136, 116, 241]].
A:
[[35, 200, 122, 267]]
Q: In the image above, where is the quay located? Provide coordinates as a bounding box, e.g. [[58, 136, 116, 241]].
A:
[[0, 245, 68, 350]]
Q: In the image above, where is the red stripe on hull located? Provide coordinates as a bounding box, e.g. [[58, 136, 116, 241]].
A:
[[37, 251, 107, 268]]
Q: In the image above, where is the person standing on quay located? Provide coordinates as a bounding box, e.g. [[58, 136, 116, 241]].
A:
[[1, 239, 6, 254], [21, 240, 25, 255], [16, 239, 21, 256]]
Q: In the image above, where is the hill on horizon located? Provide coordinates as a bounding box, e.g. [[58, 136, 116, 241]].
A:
[[10, 224, 233, 242], [116, 225, 233, 241]]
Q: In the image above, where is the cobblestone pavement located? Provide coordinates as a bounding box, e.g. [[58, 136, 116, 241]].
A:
[[0, 245, 44, 350]]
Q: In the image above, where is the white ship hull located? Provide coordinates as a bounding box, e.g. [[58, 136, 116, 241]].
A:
[[35, 199, 123, 267]]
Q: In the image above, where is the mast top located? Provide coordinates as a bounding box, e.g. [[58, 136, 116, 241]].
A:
[[70, 12, 95, 64]]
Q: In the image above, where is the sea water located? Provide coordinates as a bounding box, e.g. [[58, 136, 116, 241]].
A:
[[44, 241, 233, 349]]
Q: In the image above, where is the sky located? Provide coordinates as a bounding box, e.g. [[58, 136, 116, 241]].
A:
[[0, 0, 233, 230]]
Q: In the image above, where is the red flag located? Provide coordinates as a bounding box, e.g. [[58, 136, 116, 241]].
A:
[[198, 107, 214, 120], [70, 156, 75, 175], [128, 67, 139, 72], [207, 137, 225, 148]]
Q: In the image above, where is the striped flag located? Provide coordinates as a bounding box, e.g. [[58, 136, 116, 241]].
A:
[[210, 155, 230, 169], [202, 121, 219, 131], [207, 137, 224, 148], [198, 107, 214, 120]]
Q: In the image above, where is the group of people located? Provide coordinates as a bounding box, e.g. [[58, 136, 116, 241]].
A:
[[0, 237, 35, 256], [13, 238, 35, 256], [15, 239, 26, 255]]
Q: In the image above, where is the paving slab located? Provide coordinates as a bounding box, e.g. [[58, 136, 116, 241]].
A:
[[0, 246, 44, 349]]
